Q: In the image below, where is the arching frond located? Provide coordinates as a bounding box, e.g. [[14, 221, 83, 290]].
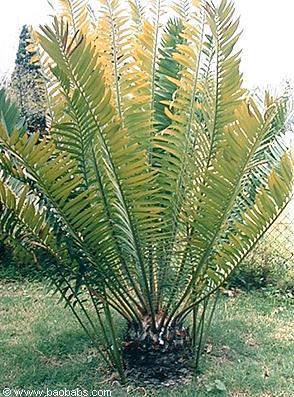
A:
[[181, 152, 293, 317], [166, 97, 292, 315]]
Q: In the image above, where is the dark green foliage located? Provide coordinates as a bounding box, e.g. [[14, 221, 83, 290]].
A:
[[10, 25, 47, 134], [229, 246, 294, 292], [0, 253, 40, 282], [154, 18, 185, 130], [0, 231, 40, 282]]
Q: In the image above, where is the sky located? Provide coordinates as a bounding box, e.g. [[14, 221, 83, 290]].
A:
[[0, 0, 294, 90]]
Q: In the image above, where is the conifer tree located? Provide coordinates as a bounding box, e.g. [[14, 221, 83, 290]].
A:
[[10, 25, 47, 134]]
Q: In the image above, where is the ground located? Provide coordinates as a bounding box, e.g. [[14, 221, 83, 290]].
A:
[[0, 279, 293, 397]]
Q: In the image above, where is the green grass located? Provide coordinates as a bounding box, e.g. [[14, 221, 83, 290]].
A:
[[0, 278, 293, 397]]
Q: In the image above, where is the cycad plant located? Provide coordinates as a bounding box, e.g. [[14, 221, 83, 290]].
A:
[[0, 0, 293, 383]]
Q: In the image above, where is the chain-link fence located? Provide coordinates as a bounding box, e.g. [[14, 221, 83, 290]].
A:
[[262, 199, 294, 265], [239, 197, 294, 291]]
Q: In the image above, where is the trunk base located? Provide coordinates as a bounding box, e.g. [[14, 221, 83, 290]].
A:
[[123, 320, 194, 386]]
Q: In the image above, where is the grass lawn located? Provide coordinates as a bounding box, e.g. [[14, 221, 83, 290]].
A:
[[0, 278, 293, 397]]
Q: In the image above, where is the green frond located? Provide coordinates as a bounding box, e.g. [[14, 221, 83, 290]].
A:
[[0, 124, 144, 323], [96, 0, 136, 121], [0, 89, 24, 135], [204, 0, 243, 165], [26, 27, 61, 126], [154, 18, 185, 131], [132, 0, 168, 158], [187, 152, 293, 313], [0, 126, 109, 281], [38, 18, 166, 319], [166, 97, 292, 315], [152, 2, 206, 275], [0, 174, 56, 253]]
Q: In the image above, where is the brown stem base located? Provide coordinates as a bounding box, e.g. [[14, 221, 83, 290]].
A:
[[123, 319, 194, 385]]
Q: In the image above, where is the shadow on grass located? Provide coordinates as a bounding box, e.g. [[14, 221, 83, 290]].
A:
[[0, 257, 45, 283], [0, 327, 104, 388]]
